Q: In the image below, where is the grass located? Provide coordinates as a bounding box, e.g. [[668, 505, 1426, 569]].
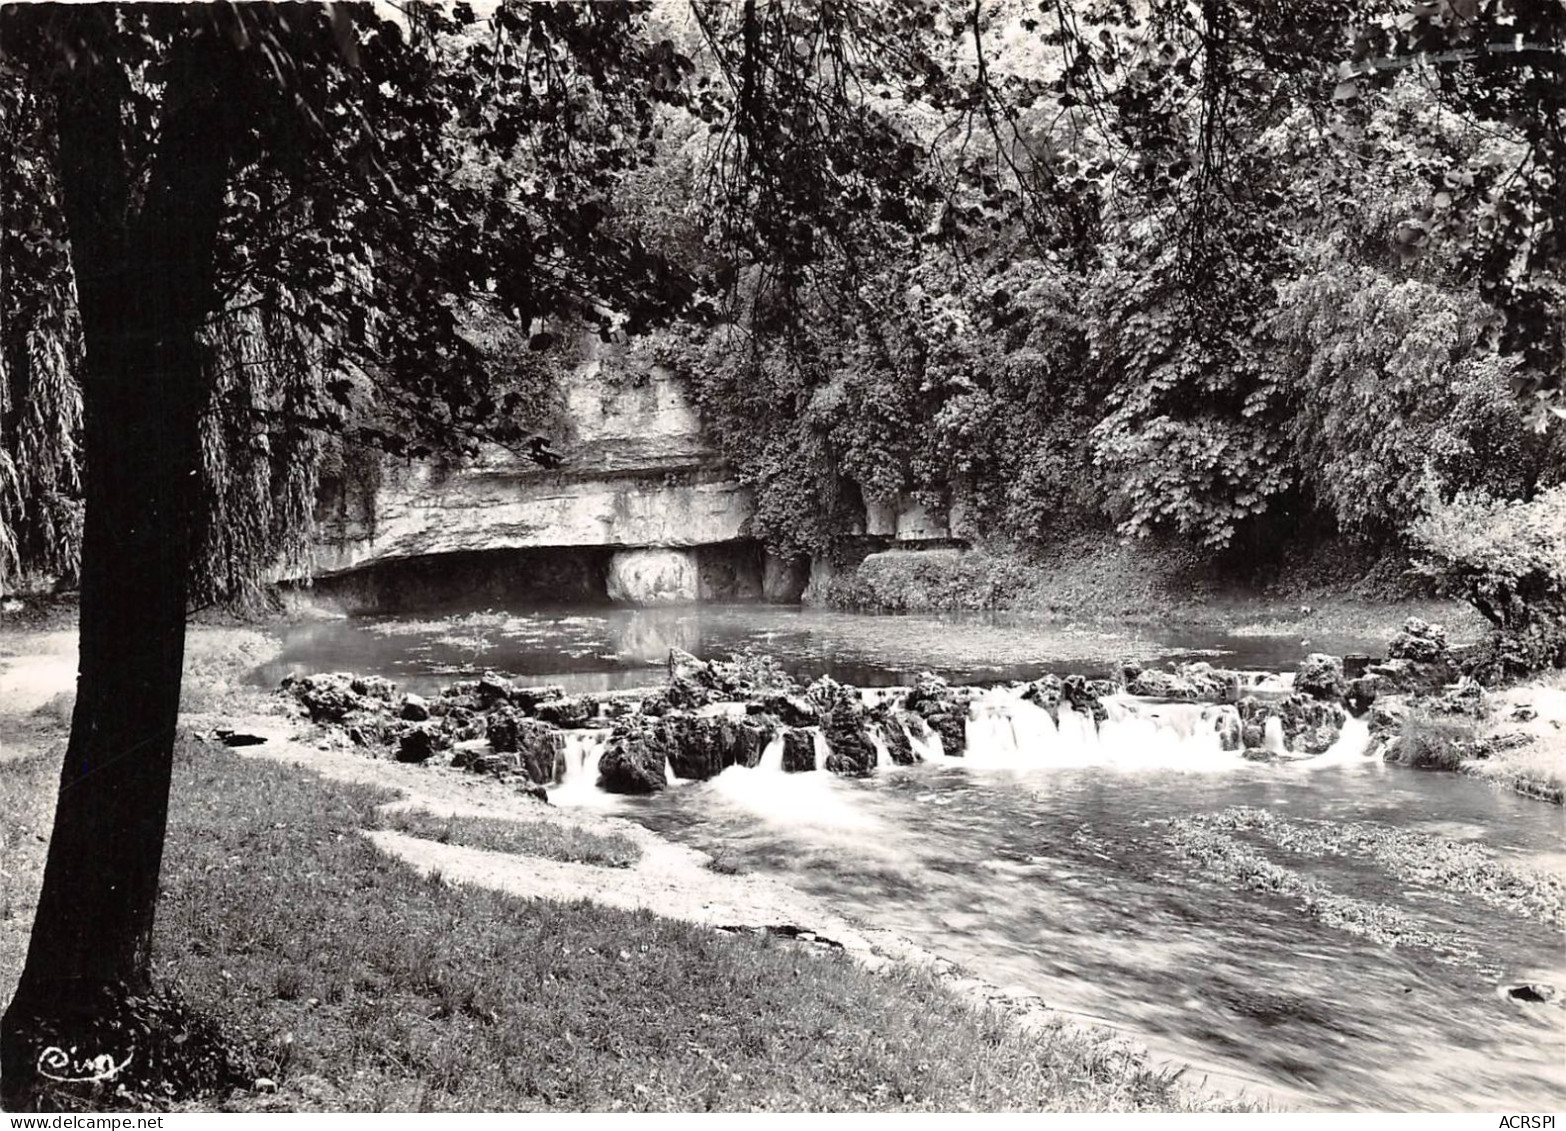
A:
[[1389, 711, 1486, 771], [1461, 674, 1566, 805], [0, 749, 55, 998], [374, 809, 641, 869], [1468, 744, 1565, 805], [120, 738, 1243, 1112], [822, 536, 1485, 641]]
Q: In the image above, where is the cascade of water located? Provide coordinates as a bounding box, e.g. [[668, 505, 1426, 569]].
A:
[[759, 731, 786, 773], [900, 717, 947, 763], [812, 728, 831, 771], [958, 686, 1245, 770], [553, 730, 612, 803], [1263, 716, 1288, 755], [868, 724, 891, 770], [1294, 716, 1374, 768], [665, 758, 682, 784]]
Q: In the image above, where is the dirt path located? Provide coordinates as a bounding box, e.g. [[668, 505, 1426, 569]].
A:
[[213, 708, 906, 959]]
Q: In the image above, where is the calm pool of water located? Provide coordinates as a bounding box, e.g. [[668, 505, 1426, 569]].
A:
[[257, 603, 1397, 693]]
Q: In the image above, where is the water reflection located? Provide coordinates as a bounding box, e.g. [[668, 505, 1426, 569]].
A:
[[258, 602, 1396, 693]]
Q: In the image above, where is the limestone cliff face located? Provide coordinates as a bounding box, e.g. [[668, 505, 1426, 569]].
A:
[[301, 339, 963, 605], [307, 341, 753, 575]]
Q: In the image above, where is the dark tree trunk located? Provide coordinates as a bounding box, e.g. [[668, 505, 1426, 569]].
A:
[[2, 27, 233, 1104]]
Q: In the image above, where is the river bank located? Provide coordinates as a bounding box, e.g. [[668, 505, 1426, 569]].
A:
[[3, 599, 1561, 1111], [817, 537, 1489, 639], [0, 619, 1258, 1112]]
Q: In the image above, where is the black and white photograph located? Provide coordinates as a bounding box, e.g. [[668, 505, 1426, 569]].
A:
[[0, 0, 1562, 1115]]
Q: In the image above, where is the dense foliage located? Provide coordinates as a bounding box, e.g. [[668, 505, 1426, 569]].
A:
[[637, 1, 1564, 564], [2, 0, 1562, 583], [1412, 487, 1566, 681]]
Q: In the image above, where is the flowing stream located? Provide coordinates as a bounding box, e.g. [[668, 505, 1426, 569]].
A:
[[262, 603, 1566, 1111]]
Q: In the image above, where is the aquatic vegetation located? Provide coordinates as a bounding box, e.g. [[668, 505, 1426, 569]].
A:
[[1197, 808, 1565, 932], [1164, 820, 1480, 962]]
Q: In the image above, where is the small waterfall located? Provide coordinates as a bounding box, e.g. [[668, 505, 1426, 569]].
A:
[[903, 718, 947, 762], [813, 729, 831, 772], [665, 758, 682, 784], [554, 730, 612, 804], [958, 686, 1244, 771], [1294, 717, 1374, 768], [1263, 716, 1288, 755], [759, 731, 786, 773], [869, 724, 892, 770]]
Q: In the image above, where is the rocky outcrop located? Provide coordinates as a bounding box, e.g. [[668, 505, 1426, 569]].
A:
[[1389, 617, 1450, 663], [597, 721, 670, 794], [283, 672, 398, 723], [486, 711, 567, 783], [535, 696, 597, 728], [781, 728, 819, 773], [904, 671, 972, 757], [1295, 653, 1347, 701], [1127, 663, 1229, 702], [1369, 617, 1459, 693], [663, 713, 777, 779], [876, 712, 918, 765], [286, 643, 1383, 796], [822, 700, 877, 777], [1237, 693, 1347, 756], [397, 724, 447, 764]]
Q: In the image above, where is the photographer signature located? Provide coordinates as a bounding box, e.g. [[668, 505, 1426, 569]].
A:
[[37, 1045, 133, 1084]]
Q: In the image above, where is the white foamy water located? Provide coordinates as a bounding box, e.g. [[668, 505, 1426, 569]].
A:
[[758, 732, 786, 773], [1292, 717, 1375, 769], [705, 762, 878, 830], [961, 688, 1244, 772], [551, 730, 618, 807]]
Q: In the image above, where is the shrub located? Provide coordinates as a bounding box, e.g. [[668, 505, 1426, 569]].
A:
[[1412, 487, 1566, 681], [1390, 711, 1487, 770]]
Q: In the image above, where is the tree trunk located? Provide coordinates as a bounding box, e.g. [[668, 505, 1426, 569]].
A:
[[2, 28, 233, 1103]]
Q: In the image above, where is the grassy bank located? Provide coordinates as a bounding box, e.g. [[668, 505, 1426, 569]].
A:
[[0, 738, 1243, 1112], [820, 537, 1486, 639], [375, 807, 642, 867], [1375, 675, 1566, 805], [1461, 676, 1566, 805]]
